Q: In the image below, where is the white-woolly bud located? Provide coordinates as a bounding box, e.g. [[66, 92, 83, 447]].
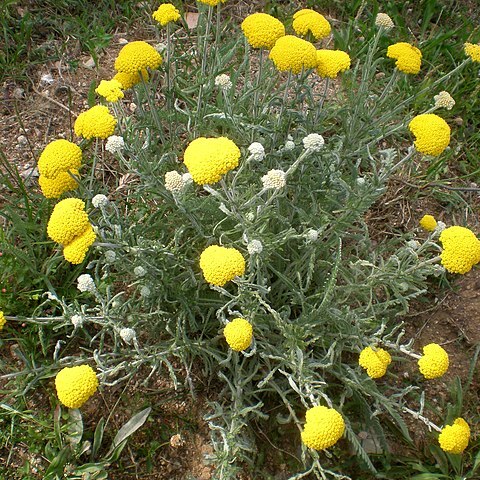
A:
[[375, 13, 394, 30], [305, 229, 319, 242], [302, 133, 325, 152], [134, 266, 146, 277], [165, 171, 186, 193], [406, 240, 420, 250], [214, 73, 232, 90], [104, 250, 116, 263], [434, 91, 455, 110], [119, 327, 136, 344], [284, 140, 295, 151], [92, 194, 109, 208], [247, 142, 265, 161], [77, 274, 96, 293], [105, 135, 125, 154], [140, 286, 151, 297], [247, 240, 263, 255], [356, 177, 366, 187], [262, 169, 286, 189], [71, 314, 84, 328]]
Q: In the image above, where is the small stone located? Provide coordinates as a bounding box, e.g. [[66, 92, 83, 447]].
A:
[[17, 135, 28, 146], [82, 57, 96, 69], [169, 434, 185, 448], [13, 87, 25, 99], [118, 38, 129, 45]]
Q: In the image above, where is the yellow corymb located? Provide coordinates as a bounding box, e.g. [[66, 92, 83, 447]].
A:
[[417, 343, 449, 379], [152, 3, 180, 26], [113, 70, 149, 89], [293, 9, 331, 40], [114, 41, 162, 75], [464, 42, 480, 62], [224, 318, 253, 351], [408, 114, 450, 156], [55, 365, 99, 409], [316, 50, 350, 78], [47, 198, 96, 264], [301, 406, 345, 450], [419, 214, 437, 232], [184, 137, 240, 185], [74, 105, 117, 140], [95, 79, 124, 103], [269, 35, 318, 74], [439, 418, 470, 454], [387, 42, 422, 74], [241, 13, 285, 50], [199, 245, 245, 286], [439, 226, 480, 274], [359, 346, 391, 379]]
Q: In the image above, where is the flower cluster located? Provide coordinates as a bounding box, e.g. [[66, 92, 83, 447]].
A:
[[387, 42, 422, 74], [37, 139, 82, 198], [114, 41, 162, 75], [303, 133, 325, 151], [47, 198, 96, 264], [439, 226, 480, 274], [438, 418, 471, 454], [55, 365, 99, 409], [464, 42, 480, 62], [113, 69, 148, 89], [105, 135, 125, 154], [198, 0, 225, 6], [417, 343, 449, 379], [375, 13, 394, 30], [408, 113, 450, 156], [359, 346, 392, 379], [214, 73, 232, 91], [95, 79, 124, 103], [247, 142, 265, 161], [292, 9, 331, 40], [165, 171, 188, 193], [199, 245, 245, 286], [74, 105, 117, 139], [262, 169, 286, 189], [152, 3, 180, 26], [241, 13, 285, 50], [316, 50, 351, 78], [183, 137, 241, 185], [269, 35, 318, 74], [301, 406, 345, 450], [0, 311, 5, 330], [419, 214, 437, 232], [223, 318, 253, 351], [434, 91, 455, 110]]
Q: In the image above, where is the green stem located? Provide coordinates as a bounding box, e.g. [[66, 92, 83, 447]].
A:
[[140, 71, 165, 144], [274, 71, 292, 143]]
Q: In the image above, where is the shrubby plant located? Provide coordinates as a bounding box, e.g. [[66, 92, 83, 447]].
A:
[[1, 2, 480, 478]]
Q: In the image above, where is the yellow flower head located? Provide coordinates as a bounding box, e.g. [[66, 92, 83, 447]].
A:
[[439, 418, 470, 454], [39, 170, 79, 199], [419, 214, 437, 232], [55, 365, 99, 409], [387, 42, 422, 74], [439, 226, 480, 274], [198, 0, 225, 6], [301, 406, 345, 450], [316, 49, 351, 78], [95, 79, 124, 103], [359, 346, 392, 379], [38, 139, 82, 180], [152, 3, 181, 26], [74, 105, 117, 140], [184, 137, 241, 185], [418, 343, 449, 379], [269, 35, 318, 74], [464, 43, 480, 63], [224, 318, 253, 351], [0, 311, 6, 330], [199, 245, 245, 286], [113, 70, 149, 89], [114, 41, 162, 75], [47, 198, 96, 264], [293, 9, 331, 40], [408, 113, 450, 156], [241, 13, 285, 50]]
